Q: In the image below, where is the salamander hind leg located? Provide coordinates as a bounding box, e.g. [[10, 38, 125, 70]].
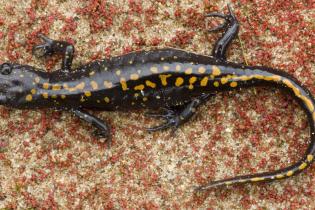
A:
[[206, 4, 239, 60], [72, 109, 112, 147], [146, 94, 212, 133], [33, 34, 74, 70]]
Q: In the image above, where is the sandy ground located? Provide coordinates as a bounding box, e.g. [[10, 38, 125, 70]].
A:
[[0, 0, 314, 209]]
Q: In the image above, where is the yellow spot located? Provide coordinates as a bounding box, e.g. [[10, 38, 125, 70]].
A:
[[116, 70, 121, 76], [175, 77, 184, 87], [159, 74, 171, 86], [161, 57, 165, 61], [251, 177, 265, 182], [104, 81, 113, 88], [313, 112, 315, 121], [298, 162, 307, 170], [31, 89, 37, 94], [307, 154, 314, 162], [188, 76, 197, 89], [120, 78, 128, 91], [134, 93, 139, 97], [52, 84, 61, 91], [200, 77, 208, 86], [221, 77, 229, 84], [89, 71, 95, 76], [51, 95, 57, 99], [145, 80, 156, 88], [230, 81, 238, 87], [43, 83, 49, 89], [134, 84, 145, 91], [76, 82, 85, 90], [130, 74, 139, 80], [185, 68, 193, 75], [104, 97, 110, 103], [143, 97, 148, 102], [34, 77, 40, 83], [150, 66, 158, 73], [212, 65, 221, 76], [286, 170, 294, 176], [63, 83, 69, 89], [90, 81, 98, 90], [61, 95, 66, 99], [198, 66, 206, 74], [175, 65, 181, 71], [163, 66, 170, 71], [213, 81, 219, 87], [276, 174, 284, 179], [42, 93, 48, 99], [84, 91, 91, 97], [25, 94, 32, 101], [129, 60, 133, 64]]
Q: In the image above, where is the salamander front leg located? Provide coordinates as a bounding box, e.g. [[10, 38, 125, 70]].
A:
[[72, 109, 111, 146], [146, 94, 212, 132], [33, 34, 74, 70], [206, 4, 239, 60]]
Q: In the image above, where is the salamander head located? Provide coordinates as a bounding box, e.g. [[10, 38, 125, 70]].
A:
[[0, 63, 45, 107]]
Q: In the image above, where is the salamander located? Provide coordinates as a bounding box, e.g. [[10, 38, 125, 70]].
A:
[[0, 5, 314, 191]]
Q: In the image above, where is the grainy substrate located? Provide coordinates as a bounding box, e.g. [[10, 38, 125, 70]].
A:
[[0, 0, 314, 209]]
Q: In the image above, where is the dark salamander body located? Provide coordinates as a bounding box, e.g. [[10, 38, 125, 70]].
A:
[[0, 5, 314, 191]]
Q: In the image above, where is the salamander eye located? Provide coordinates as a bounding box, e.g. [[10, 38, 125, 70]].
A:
[[1, 63, 12, 75]]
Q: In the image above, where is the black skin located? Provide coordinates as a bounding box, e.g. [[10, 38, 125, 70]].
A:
[[0, 5, 314, 191], [30, 5, 240, 142]]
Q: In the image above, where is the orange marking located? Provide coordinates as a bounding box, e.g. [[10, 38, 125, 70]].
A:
[[52, 84, 61, 91], [188, 76, 197, 89], [230, 81, 238, 87], [104, 97, 110, 103], [145, 80, 156, 88], [298, 162, 307, 170], [43, 83, 49, 89], [159, 74, 171, 86], [120, 78, 128, 91], [84, 91, 91, 97], [25, 94, 32, 101], [42, 93, 48, 99], [134, 84, 145, 91], [175, 77, 184, 87], [200, 77, 208, 86], [31, 89, 37, 94]]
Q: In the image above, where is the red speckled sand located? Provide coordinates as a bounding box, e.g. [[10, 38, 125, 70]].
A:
[[0, 0, 314, 209]]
